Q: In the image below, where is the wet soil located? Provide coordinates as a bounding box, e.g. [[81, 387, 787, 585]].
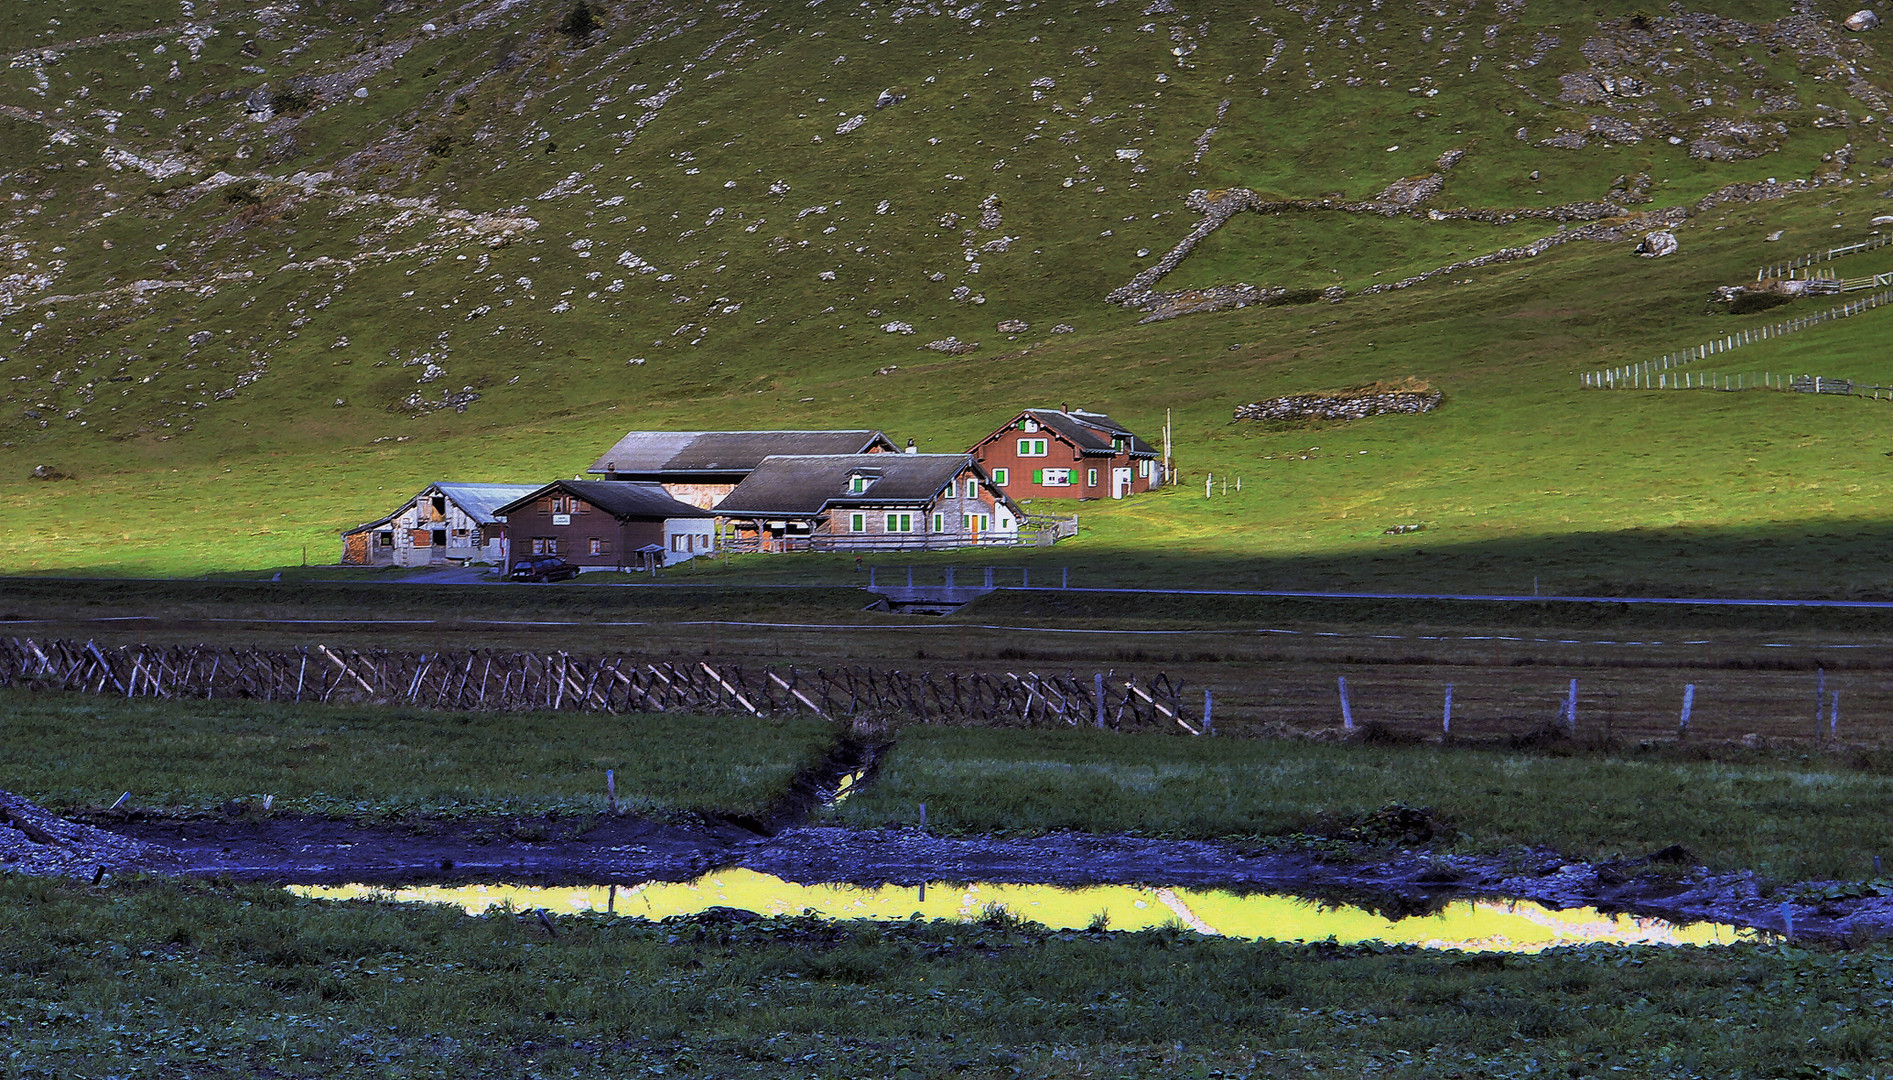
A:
[[96, 811, 749, 886], [79, 812, 1893, 942], [6, 735, 1883, 943]]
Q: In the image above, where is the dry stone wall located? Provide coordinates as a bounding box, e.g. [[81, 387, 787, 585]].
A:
[[1236, 386, 1443, 423]]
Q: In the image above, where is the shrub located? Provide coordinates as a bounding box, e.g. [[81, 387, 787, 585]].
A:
[[269, 85, 313, 114], [557, 2, 600, 40], [1730, 291, 1792, 316]]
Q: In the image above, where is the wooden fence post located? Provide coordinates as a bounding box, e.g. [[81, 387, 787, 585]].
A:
[[1816, 665, 1826, 740], [1338, 676, 1354, 732], [1679, 684, 1695, 737]]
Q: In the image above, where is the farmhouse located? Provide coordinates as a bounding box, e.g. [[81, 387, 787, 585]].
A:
[[340, 482, 540, 567], [585, 430, 899, 509], [495, 480, 716, 569], [969, 408, 1163, 500], [716, 453, 1025, 551]]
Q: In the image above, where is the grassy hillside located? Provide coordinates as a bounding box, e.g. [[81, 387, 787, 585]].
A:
[[4, 0, 1893, 592]]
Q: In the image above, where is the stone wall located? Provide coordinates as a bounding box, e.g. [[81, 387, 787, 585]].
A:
[[1236, 385, 1443, 423]]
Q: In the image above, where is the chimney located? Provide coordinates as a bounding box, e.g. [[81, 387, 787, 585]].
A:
[[904, 438, 918, 454], [1060, 402, 1070, 414]]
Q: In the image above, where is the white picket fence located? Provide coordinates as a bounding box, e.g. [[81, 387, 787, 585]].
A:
[[1586, 370, 1893, 399], [1580, 288, 1893, 389], [1757, 233, 1893, 280]]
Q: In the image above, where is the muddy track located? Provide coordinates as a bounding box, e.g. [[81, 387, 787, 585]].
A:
[[704, 734, 887, 838], [76, 814, 1893, 942], [13, 730, 1893, 941], [89, 734, 891, 886]]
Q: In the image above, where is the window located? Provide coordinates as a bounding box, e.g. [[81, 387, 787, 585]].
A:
[[964, 513, 991, 532], [848, 473, 873, 493], [531, 537, 558, 555], [991, 467, 1008, 486], [1087, 468, 1099, 487], [1034, 467, 1072, 486], [884, 513, 913, 533], [965, 479, 979, 498], [1018, 438, 1048, 457], [849, 512, 866, 533], [932, 513, 945, 532], [374, 531, 393, 548], [590, 538, 610, 556], [1139, 459, 1153, 478], [1020, 418, 1040, 433]]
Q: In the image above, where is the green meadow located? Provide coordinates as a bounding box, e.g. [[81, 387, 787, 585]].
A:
[[9, 1, 1893, 1075], [4, 873, 1891, 1078], [0, 0, 1887, 596], [0, 691, 833, 819], [834, 725, 1893, 881]]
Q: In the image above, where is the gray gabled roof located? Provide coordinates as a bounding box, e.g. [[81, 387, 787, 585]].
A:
[[433, 483, 543, 525], [340, 481, 541, 536], [587, 430, 897, 476], [992, 409, 1159, 457], [717, 454, 1018, 518], [495, 479, 714, 520]]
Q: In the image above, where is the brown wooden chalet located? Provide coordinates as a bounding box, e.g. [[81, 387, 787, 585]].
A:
[[715, 454, 1025, 551], [495, 480, 716, 570], [340, 482, 540, 567], [968, 407, 1163, 500], [585, 430, 898, 510]]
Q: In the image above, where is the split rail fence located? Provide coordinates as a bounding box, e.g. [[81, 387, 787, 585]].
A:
[[0, 638, 1203, 734]]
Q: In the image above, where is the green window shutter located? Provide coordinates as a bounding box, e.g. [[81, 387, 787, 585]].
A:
[[1032, 469, 1043, 484]]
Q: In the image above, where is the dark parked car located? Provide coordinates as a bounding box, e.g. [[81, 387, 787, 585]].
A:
[[508, 555, 580, 582]]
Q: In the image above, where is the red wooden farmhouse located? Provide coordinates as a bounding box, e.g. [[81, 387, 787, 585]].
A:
[[968, 407, 1163, 500]]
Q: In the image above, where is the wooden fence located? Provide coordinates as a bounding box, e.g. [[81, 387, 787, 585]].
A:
[[1580, 288, 1893, 389], [0, 638, 1202, 733]]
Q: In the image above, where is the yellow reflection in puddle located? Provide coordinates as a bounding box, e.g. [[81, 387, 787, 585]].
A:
[[290, 870, 1760, 953]]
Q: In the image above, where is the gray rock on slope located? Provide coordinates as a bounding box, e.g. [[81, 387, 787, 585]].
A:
[[1635, 230, 1678, 257]]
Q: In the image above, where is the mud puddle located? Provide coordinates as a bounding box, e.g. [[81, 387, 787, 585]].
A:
[[88, 813, 1893, 943], [291, 868, 1760, 953]]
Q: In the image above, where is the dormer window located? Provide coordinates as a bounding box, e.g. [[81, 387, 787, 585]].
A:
[[848, 473, 876, 494]]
